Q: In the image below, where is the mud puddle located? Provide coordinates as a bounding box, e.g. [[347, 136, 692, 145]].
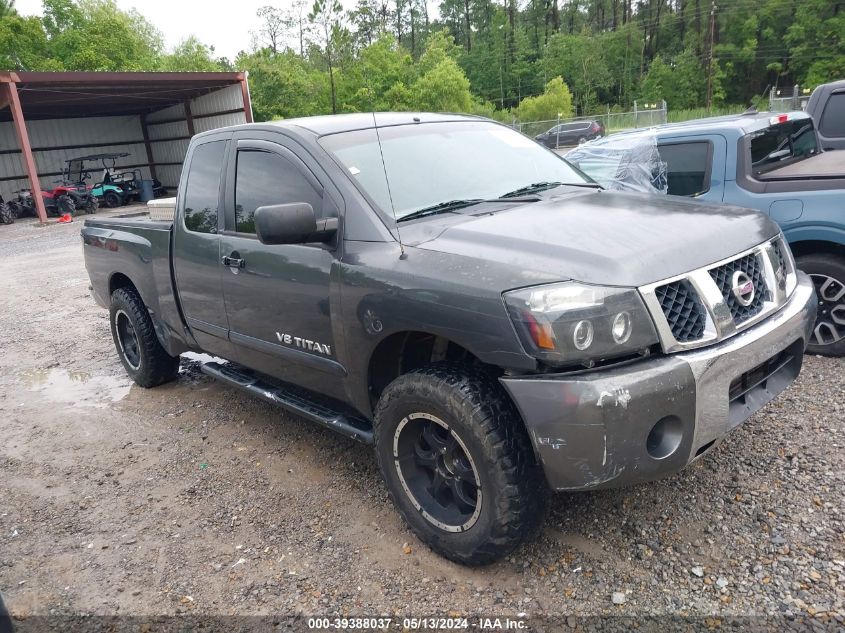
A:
[[18, 368, 132, 408]]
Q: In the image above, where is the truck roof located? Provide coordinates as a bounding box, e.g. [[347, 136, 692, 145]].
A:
[[192, 112, 484, 140], [609, 110, 813, 140]]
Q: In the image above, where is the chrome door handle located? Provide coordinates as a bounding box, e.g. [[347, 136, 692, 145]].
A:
[[221, 255, 244, 268]]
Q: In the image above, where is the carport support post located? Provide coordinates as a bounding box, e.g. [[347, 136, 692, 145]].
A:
[[140, 113, 158, 182], [240, 74, 253, 123], [6, 81, 47, 223]]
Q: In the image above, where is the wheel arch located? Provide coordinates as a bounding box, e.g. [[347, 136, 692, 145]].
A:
[[109, 271, 136, 296], [788, 239, 845, 261], [367, 331, 496, 409]]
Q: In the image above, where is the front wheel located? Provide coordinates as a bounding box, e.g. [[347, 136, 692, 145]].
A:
[[797, 254, 845, 357], [374, 363, 546, 565], [109, 287, 180, 387], [0, 202, 12, 225], [103, 190, 122, 208], [56, 195, 75, 216], [85, 195, 99, 214]]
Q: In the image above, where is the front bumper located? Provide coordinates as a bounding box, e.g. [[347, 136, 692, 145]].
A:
[[500, 272, 817, 491]]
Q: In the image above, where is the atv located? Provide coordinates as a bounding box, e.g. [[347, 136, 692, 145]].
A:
[[0, 194, 13, 225], [13, 188, 76, 218], [64, 155, 126, 208], [47, 182, 99, 214]]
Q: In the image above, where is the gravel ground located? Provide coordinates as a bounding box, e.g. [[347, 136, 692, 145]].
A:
[[0, 215, 843, 630]]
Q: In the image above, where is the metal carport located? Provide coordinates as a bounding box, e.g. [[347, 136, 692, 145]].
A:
[[0, 71, 252, 223]]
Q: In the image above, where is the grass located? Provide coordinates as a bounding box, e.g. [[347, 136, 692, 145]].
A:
[[666, 105, 749, 123]]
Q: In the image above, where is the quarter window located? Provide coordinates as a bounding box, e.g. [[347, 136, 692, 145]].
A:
[[234, 150, 322, 234], [658, 142, 711, 196], [183, 140, 226, 234]]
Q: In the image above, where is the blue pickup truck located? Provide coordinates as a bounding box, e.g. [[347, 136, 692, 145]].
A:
[[566, 111, 845, 356]]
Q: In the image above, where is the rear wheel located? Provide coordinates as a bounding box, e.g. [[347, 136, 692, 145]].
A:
[[797, 254, 845, 357], [109, 287, 180, 387], [374, 363, 546, 565], [103, 190, 122, 208]]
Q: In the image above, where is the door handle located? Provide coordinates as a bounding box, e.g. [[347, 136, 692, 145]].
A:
[[221, 255, 245, 268]]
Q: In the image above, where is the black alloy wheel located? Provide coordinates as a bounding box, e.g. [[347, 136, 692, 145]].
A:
[[393, 412, 482, 532]]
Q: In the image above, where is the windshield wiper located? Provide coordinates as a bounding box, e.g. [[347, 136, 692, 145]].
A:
[[499, 181, 600, 198], [397, 199, 485, 222]]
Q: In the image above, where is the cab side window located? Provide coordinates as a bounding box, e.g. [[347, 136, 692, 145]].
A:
[[234, 150, 323, 234], [183, 140, 226, 234], [658, 142, 711, 197]]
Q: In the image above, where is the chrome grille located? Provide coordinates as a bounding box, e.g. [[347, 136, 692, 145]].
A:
[[655, 280, 706, 342], [709, 252, 771, 323], [639, 237, 797, 353]]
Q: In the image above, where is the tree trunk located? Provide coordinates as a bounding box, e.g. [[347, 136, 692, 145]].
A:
[[464, 0, 472, 50], [324, 22, 337, 114], [410, 5, 416, 56]]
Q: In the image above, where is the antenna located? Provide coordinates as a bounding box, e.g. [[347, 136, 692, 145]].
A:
[[372, 111, 406, 259]]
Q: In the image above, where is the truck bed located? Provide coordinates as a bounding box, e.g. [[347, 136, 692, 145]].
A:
[[760, 151, 845, 181], [82, 215, 189, 356]]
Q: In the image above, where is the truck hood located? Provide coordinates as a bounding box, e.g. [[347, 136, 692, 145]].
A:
[[403, 190, 781, 287]]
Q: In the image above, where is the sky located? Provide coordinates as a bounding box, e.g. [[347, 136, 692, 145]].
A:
[[14, 0, 305, 61]]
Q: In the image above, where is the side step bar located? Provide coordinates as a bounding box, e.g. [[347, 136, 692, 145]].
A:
[[201, 362, 374, 445]]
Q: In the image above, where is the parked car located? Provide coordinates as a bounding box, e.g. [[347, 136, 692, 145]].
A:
[[805, 79, 845, 150], [82, 113, 815, 565], [535, 119, 604, 148], [566, 110, 845, 356]]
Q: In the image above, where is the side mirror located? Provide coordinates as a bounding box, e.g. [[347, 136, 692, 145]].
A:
[[254, 203, 338, 245]]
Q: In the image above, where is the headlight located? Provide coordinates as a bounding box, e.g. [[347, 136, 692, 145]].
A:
[[503, 282, 659, 367]]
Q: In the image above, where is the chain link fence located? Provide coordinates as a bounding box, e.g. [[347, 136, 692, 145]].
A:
[[768, 85, 812, 113], [510, 100, 668, 149]]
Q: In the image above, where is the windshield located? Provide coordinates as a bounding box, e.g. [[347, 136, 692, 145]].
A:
[[750, 118, 819, 175], [319, 120, 589, 220]]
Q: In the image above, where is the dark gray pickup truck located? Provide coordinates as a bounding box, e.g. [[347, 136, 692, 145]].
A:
[[83, 113, 817, 565]]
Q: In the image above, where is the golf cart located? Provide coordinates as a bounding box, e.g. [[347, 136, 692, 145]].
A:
[[71, 153, 164, 205], [64, 154, 127, 208]]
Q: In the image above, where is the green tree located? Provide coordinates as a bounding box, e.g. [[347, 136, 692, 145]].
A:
[[337, 34, 413, 111], [640, 49, 709, 109], [410, 32, 473, 112], [542, 32, 611, 113], [160, 36, 223, 71], [0, 13, 54, 70], [412, 55, 472, 111], [516, 76, 573, 121], [0, 0, 15, 19], [237, 48, 329, 120], [308, 0, 345, 114], [42, 0, 163, 71]]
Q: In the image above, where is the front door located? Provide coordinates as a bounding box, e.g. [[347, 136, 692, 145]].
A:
[[219, 138, 343, 397]]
